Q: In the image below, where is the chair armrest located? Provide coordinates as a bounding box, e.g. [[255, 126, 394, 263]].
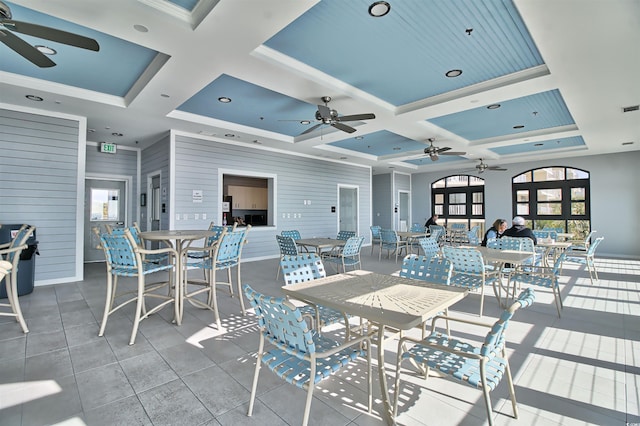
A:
[[0, 242, 12, 250], [429, 314, 494, 334], [316, 334, 371, 358], [0, 243, 28, 258], [398, 335, 483, 360], [137, 246, 177, 257]]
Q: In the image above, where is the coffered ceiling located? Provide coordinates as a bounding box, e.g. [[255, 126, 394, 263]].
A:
[[1, 0, 638, 174]]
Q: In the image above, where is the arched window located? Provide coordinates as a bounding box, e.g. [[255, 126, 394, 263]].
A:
[[512, 166, 591, 237], [432, 175, 485, 229]]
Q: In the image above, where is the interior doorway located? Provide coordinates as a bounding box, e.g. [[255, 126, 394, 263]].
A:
[[338, 185, 358, 234], [398, 191, 410, 231], [84, 178, 127, 262]]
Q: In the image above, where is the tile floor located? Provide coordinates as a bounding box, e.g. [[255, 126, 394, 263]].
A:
[[0, 249, 638, 426]]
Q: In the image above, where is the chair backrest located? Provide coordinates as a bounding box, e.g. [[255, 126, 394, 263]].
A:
[[341, 236, 365, 257], [99, 229, 139, 272], [244, 284, 315, 355], [380, 229, 398, 244], [418, 237, 440, 259], [532, 230, 551, 240], [442, 246, 486, 274], [480, 288, 536, 357], [582, 230, 597, 245], [451, 223, 467, 231], [497, 236, 524, 251], [215, 226, 251, 264], [282, 230, 302, 240], [410, 223, 426, 232], [3, 225, 35, 265], [337, 230, 356, 241], [400, 254, 452, 285], [207, 222, 235, 245], [429, 225, 445, 241], [370, 225, 382, 239], [467, 225, 481, 245], [586, 236, 604, 256], [281, 253, 326, 285], [276, 234, 299, 256]]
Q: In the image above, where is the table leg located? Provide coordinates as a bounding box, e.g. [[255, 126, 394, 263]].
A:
[[376, 324, 395, 425]]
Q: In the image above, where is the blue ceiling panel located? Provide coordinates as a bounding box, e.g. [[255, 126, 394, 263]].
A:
[[428, 89, 575, 140], [166, 0, 199, 12], [0, 2, 158, 97], [490, 136, 585, 155], [176, 74, 319, 136], [264, 0, 543, 106], [328, 130, 426, 157]]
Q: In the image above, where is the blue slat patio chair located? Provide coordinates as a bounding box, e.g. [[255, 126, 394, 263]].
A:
[[281, 253, 350, 336], [370, 225, 382, 255], [322, 235, 365, 273], [393, 288, 536, 426], [243, 285, 372, 426], [336, 230, 356, 241], [380, 229, 409, 263], [508, 252, 566, 317], [563, 236, 604, 285], [442, 246, 501, 317], [99, 229, 177, 345], [275, 234, 299, 280], [0, 224, 35, 333], [566, 230, 597, 252], [418, 237, 440, 259]]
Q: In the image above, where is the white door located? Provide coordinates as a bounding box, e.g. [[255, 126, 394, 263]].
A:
[[399, 191, 410, 231], [84, 179, 127, 262], [338, 186, 358, 234]]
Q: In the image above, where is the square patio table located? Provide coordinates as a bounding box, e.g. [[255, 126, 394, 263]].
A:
[[282, 270, 468, 424]]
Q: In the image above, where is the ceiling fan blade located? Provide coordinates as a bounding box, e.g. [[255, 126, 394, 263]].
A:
[[0, 29, 55, 67], [488, 166, 507, 171], [435, 146, 451, 154], [336, 113, 375, 122], [4, 20, 99, 51], [317, 104, 331, 120], [299, 123, 323, 135], [440, 151, 466, 156], [331, 122, 356, 133]]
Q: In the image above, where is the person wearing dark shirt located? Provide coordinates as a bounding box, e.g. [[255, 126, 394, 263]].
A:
[[503, 216, 537, 245], [481, 218, 508, 246], [424, 214, 439, 228]]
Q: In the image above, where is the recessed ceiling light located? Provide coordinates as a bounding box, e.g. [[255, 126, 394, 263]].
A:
[[487, 104, 501, 110], [112, 132, 123, 137], [513, 125, 525, 129], [393, 147, 401, 150], [300, 120, 311, 125], [445, 69, 462, 78], [340, 156, 348, 160], [35, 45, 56, 55], [225, 133, 235, 138], [25, 95, 43, 101], [622, 141, 634, 145], [534, 143, 543, 147], [133, 24, 148, 33], [88, 129, 96, 133], [355, 136, 364, 140], [161, 94, 170, 98], [368, 1, 391, 17], [218, 97, 232, 103], [253, 140, 262, 144]]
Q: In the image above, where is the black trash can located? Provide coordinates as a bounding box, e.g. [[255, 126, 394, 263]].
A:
[[0, 224, 38, 299]]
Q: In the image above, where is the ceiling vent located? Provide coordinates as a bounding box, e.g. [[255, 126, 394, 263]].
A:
[[622, 105, 639, 113]]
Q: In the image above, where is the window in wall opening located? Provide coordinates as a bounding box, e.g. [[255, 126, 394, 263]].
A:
[[512, 166, 591, 240], [91, 189, 120, 221], [431, 174, 485, 231], [223, 174, 274, 227]]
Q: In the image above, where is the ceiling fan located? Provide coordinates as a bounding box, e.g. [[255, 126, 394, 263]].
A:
[[0, 0, 99, 68], [423, 138, 466, 161], [300, 96, 375, 135], [465, 158, 507, 173]]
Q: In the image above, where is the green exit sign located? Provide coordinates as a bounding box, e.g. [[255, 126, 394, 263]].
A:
[[100, 142, 117, 154]]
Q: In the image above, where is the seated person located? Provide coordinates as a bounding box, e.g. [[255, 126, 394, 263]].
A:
[[481, 218, 508, 246], [234, 216, 246, 226], [503, 216, 537, 245], [424, 214, 439, 228]]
